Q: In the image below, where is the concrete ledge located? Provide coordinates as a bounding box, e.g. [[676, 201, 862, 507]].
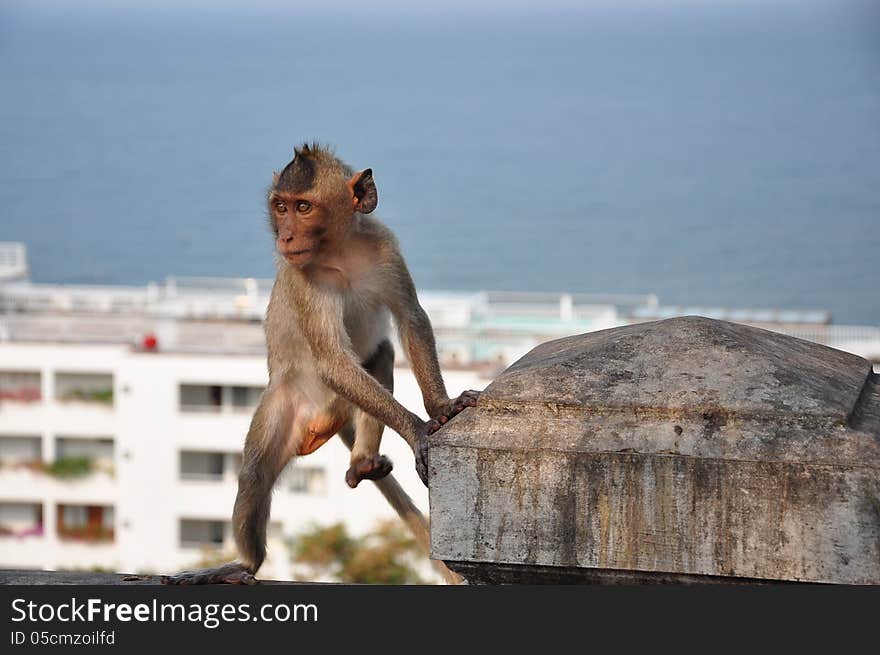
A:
[[0, 570, 304, 585], [444, 561, 794, 585], [428, 317, 880, 584], [1, 570, 164, 585]]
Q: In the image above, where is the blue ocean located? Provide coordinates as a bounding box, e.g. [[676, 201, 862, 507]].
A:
[[1, 1, 878, 324]]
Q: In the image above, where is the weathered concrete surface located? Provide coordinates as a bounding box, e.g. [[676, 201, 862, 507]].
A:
[[0, 570, 165, 585], [428, 316, 880, 584], [0, 570, 308, 585]]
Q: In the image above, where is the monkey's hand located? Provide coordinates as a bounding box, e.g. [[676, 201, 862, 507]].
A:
[[431, 390, 480, 427], [417, 391, 480, 485], [415, 418, 444, 486]]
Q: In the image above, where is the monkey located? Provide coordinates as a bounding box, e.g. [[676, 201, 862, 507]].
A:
[[162, 143, 479, 585]]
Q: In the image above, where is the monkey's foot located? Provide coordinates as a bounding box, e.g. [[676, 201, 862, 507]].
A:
[[345, 454, 393, 488], [434, 390, 481, 426], [161, 562, 257, 585]]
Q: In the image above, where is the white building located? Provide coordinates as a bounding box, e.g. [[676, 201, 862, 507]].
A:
[[0, 242, 878, 580], [0, 339, 493, 579], [0, 246, 507, 580]]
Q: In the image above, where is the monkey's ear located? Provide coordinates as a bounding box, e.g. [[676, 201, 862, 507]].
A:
[[349, 169, 378, 214], [272, 171, 280, 185]]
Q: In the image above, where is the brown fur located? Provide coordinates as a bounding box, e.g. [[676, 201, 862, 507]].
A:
[[162, 144, 478, 584]]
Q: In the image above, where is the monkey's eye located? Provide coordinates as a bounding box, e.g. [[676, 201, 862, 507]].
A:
[[274, 201, 287, 214], [296, 200, 312, 214]]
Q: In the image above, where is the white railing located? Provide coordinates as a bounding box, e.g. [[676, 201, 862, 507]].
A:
[[770, 324, 880, 350], [0, 248, 877, 361], [0, 281, 151, 315], [0, 314, 151, 344], [2, 272, 657, 326], [771, 325, 877, 342], [0, 243, 28, 281], [631, 304, 832, 325]]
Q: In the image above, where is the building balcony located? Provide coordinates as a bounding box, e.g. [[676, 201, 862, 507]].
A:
[[0, 466, 116, 503], [52, 540, 119, 571], [54, 372, 114, 406], [45, 400, 116, 433], [0, 534, 50, 569], [1, 402, 116, 436]]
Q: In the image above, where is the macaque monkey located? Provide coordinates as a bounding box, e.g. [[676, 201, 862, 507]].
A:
[[163, 144, 478, 584]]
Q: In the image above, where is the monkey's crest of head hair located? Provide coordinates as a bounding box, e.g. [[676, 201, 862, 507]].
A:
[[293, 141, 325, 160], [275, 142, 353, 194]]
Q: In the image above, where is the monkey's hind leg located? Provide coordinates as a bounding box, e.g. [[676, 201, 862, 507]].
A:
[[163, 386, 297, 585], [344, 412, 393, 488], [344, 339, 395, 488]]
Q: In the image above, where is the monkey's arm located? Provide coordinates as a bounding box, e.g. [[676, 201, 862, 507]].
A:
[[297, 287, 429, 449], [383, 249, 479, 421]]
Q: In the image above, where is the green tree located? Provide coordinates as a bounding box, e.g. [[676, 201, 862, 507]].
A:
[[290, 520, 426, 584]]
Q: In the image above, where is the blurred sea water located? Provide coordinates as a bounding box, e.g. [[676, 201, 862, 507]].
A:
[[0, 2, 878, 323]]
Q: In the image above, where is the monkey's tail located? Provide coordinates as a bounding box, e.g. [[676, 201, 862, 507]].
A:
[[338, 427, 463, 585]]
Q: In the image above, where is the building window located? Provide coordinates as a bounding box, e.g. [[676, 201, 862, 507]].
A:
[[179, 384, 265, 413], [54, 372, 114, 405], [179, 384, 223, 413], [0, 371, 41, 402], [180, 519, 227, 549], [62, 505, 87, 528], [56, 504, 114, 542], [286, 466, 327, 495], [0, 502, 43, 538], [180, 451, 226, 481], [230, 386, 263, 411], [55, 437, 114, 472], [0, 436, 42, 467]]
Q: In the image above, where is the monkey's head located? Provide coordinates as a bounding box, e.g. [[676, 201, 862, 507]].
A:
[[268, 143, 377, 269]]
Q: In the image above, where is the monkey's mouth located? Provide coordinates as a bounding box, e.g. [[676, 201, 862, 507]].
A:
[[283, 249, 312, 262]]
